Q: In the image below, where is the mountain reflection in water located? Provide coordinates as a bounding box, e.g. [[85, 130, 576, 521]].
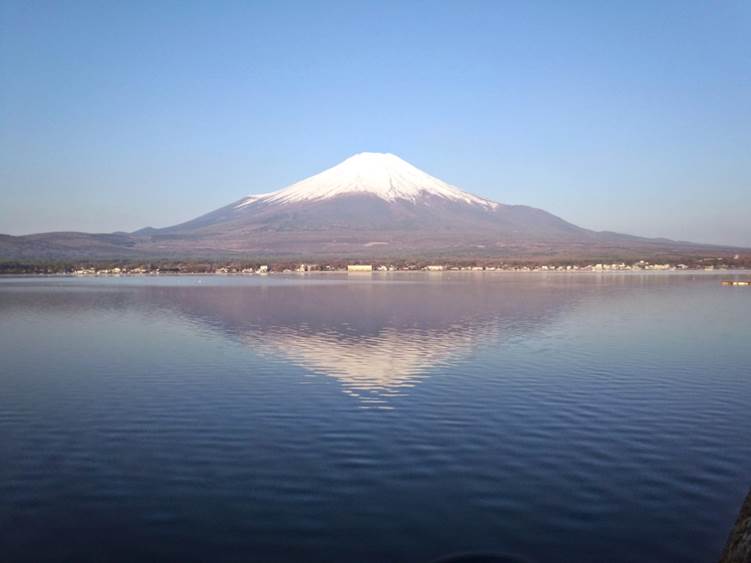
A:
[[144, 277, 579, 406]]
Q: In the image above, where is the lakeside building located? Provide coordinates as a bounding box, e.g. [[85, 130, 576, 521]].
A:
[[424, 265, 444, 271], [347, 264, 373, 272], [297, 264, 320, 272]]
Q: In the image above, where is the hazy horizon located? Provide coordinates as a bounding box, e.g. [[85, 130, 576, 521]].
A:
[[1, 1, 750, 246]]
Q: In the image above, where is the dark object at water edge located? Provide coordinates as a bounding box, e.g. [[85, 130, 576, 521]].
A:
[[431, 553, 531, 563], [719, 488, 751, 562]]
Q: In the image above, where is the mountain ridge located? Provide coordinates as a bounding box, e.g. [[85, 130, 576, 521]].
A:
[[1, 153, 748, 261]]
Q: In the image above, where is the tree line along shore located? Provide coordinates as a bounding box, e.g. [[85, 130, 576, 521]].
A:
[[1, 255, 750, 276]]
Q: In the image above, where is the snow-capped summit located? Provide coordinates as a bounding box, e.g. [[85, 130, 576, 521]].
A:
[[236, 152, 498, 209], [154, 150, 590, 250], [5, 151, 727, 261]]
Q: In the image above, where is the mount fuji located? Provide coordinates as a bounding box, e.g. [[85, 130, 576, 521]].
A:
[[0, 152, 743, 261]]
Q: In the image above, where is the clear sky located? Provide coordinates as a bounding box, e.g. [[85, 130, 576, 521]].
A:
[[1, 0, 749, 246]]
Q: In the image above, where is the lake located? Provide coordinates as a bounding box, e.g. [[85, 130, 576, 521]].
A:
[[1, 273, 749, 562]]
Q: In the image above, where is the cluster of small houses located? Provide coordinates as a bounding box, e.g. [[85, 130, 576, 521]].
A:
[[295, 262, 703, 273], [71, 261, 726, 276], [342, 262, 695, 272]]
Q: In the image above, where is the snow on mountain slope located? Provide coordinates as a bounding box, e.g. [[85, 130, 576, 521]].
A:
[[235, 152, 499, 209], [3, 151, 744, 261]]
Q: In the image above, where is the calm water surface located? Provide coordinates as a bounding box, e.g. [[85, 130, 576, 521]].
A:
[[1, 273, 749, 562]]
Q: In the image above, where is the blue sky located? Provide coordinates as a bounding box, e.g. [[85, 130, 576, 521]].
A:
[[1, 0, 749, 246]]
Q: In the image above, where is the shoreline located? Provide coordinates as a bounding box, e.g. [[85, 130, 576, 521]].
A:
[[719, 488, 751, 563], [1, 269, 751, 279]]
